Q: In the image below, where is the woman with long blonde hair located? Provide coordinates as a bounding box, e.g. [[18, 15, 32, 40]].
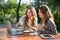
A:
[[16, 5, 37, 31]]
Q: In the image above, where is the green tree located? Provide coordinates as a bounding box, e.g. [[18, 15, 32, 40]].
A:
[[0, 0, 28, 23]]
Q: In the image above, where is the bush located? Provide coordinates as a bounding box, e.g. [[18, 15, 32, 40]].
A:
[[54, 10, 60, 31]]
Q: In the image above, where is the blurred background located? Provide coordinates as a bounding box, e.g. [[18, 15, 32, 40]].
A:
[[0, 0, 60, 32]]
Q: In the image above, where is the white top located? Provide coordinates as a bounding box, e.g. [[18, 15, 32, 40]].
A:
[[19, 15, 26, 26]]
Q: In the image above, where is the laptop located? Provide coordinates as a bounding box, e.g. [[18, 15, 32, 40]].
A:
[[6, 21, 24, 35]]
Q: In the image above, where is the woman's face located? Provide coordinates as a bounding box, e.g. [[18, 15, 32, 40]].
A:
[[38, 9, 44, 19], [27, 9, 33, 18]]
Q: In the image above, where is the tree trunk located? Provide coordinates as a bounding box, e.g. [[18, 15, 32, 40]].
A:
[[16, 0, 21, 22]]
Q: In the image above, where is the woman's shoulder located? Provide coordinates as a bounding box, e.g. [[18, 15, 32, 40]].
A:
[[19, 15, 26, 25], [47, 18, 56, 27], [19, 15, 26, 22], [19, 15, 26, 19], [21, 15, 26, 18], [49, 18, 55, 24]]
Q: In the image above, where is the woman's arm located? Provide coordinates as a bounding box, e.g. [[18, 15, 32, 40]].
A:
[[27, 23, 38, 31], [28, 23, 37, 31], [15, 15, 25, 28], [15, 22, 20, 28], [27, 19, 38, 31], [37, 24, 45, 31]]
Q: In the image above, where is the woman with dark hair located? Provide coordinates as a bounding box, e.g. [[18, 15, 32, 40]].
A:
[[38, 5, 57, 34]]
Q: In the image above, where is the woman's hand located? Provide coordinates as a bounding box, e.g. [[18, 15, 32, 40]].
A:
[[37, 25, 44, 32], [26, 19, 38, 31], [27, 22, 37, 31], [15, 22, 20, 28]]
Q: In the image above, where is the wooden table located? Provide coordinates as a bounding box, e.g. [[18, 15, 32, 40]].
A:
[[0, 28, 60, 40]]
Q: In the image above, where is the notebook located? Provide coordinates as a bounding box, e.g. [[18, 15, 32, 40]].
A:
[[40, 34, 55, 38]]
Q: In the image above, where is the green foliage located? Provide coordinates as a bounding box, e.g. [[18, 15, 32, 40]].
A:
[[19, 4, 27, 16], [8, 0, 17, 4], [54, 7, 60, 31], [0, 0, 28, 23]]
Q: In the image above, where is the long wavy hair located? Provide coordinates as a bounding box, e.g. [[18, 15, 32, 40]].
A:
[[39, 5, 54, 25], [25, 6, 37, 28]]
